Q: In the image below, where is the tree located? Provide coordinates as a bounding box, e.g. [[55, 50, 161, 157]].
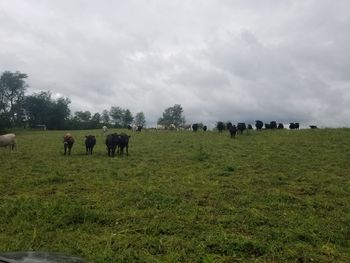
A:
[[158, 104, 186, 127], [74, 111, 92, 123], [90, 112, 102, 128], [134, 112, 146, 127], [0, 71, 28, 127], [109, 106, 124, 127], [122, 109, 133, 127], [24, 91, 70, 129], [101, 109, 110, 125]]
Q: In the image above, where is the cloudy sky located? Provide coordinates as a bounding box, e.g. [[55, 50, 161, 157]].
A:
[[1, 0, 349, 127]]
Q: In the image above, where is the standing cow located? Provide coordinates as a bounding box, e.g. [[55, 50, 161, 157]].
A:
[[63, 133, 74, 155], [0, 133, 17, 151], [237, 123, 246, 134], [105, 133, 119, 157], [229, 125, 237, 138], [85, 135, 96, 155], [255, 120, 263, 131], [117, 133, 130, 156]]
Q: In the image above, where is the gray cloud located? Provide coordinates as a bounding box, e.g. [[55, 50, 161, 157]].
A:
[[1, 0, 349, 127]]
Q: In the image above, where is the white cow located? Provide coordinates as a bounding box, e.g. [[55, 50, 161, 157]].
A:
[[102, 126, 108, 133], [0, 133, 17, 151]]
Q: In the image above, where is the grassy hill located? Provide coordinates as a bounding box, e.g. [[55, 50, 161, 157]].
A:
[[0, 128, 349, 262]]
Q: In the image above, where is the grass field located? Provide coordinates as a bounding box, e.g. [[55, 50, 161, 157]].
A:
[[0, 128, 349, 262]]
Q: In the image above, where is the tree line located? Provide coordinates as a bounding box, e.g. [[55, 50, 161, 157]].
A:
[[0, 71, 147, 130], [0, 71, 189, 131]]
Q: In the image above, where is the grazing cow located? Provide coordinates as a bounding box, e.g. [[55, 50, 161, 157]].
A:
[[310, 125, 318, 129], [63, 133, 74, 155], [0, 133, 16, 151], [278, 123, 284, 129], [255, 120, 263, 131], [203, 125, 207, 131], [229, 125, 237, 138], [85, 135, 96, 155], [117, 133, 130, 156], [289, 123, 300, 130], [247, 124, 253, 130], [237, 123, 246, 134], [105, 133, 119, 157], [136, 125, 143, 132]]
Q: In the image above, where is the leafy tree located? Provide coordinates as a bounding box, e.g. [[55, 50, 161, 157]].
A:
[[90, 113, 102, 128], [101, 109, 110, 125], [158, 104, 185, 127], [122, 109, 133, 127], [134, 112, 146, 127], [109, 106, 124, 127], [0, 71, 28, 127], [24, 91, 70, 129], [74, 111, 91, 123]]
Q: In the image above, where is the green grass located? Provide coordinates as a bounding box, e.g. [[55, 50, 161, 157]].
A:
[[0, 128, 350, 262]]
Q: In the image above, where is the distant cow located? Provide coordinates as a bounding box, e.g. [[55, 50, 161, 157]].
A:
[[255, 120, 263, 131], [289, 123, 300, 130], [168, 124, 176, 130], [247, 124, 253, 130], [136, 125, 143, 132], [192, 123, 199, 132], [278, 123, 284, 129], [0, 133, 16, 151], [117, 133, 130, 156], [310, 125, 318, 129], [229, 125, 237, 138], [203, 125, 207, 131], [270, 121, 277, 129], [63, 133, 74, 155], [85, 135, 96, 155], [127, 125, 132, 130], [102, 126, 108, 133], [237, 123, 246, 134], [105, 133, 119, 157], [265, 123, 271, 129]]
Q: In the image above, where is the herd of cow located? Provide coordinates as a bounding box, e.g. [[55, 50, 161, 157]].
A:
[[226, 121, 302, 138], [0, 121, 316, 155], [63, 132, 130, 157]]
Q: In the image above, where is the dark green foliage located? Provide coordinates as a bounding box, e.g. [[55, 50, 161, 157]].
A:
[[158, 104, 185, 127], [0, 129, 350, 262]]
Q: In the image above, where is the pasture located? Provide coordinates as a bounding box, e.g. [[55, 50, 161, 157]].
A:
[[0, 128, 349, 262]]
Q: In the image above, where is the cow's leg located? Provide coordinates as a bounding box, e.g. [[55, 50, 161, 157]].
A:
[[64, 144, 67, 155], [126, 145, 128, 156]]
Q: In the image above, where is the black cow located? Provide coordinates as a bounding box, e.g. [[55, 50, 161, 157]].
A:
[[310, 125, 318, 129], [85, 135, 96, 155], [203, 125, 207, 131], [127, 125, 132, 130], [226, 122, 233, 130], [265, 123, 271, 129], [237, 123, 246, 134], [270, 121, 277, 129], [118, 133, 130, 156], [105, 133, 119, 157], [229, 125, 237, 138], [192, 123, 199, 132], [255, 120, 263, 131], [278, 123, 284, 129], [137, 125, 143, 132], [289, 123, 300, 130], [247, 124, 253, 130]]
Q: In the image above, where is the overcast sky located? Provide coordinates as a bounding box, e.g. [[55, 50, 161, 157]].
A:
[[1, 1, 349, 127]]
